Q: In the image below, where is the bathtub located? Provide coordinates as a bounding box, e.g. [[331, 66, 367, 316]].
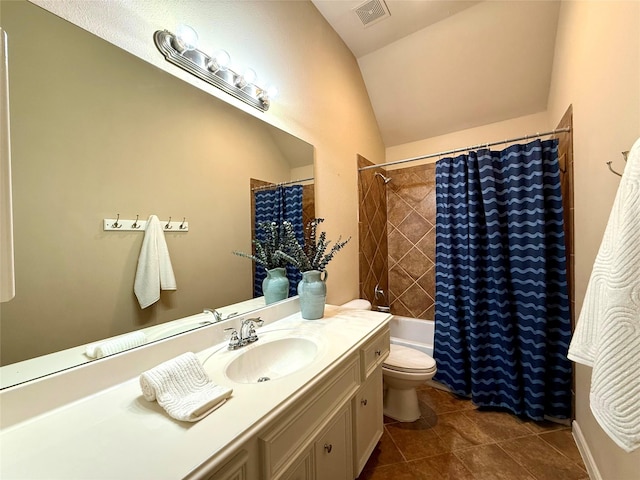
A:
[[389, 316, 434, 357]]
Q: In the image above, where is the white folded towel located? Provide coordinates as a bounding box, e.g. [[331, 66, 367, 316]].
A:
[[139, 352, 232, 422], [568, 136, 640, 452], [85, 331, 148, 359], [134, 215, 177, 309]]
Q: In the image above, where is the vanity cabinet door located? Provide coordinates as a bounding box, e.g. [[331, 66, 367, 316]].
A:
[[353, 367, 383, 476], [279, 448, 313, 480], [314, 405, 352, 480]]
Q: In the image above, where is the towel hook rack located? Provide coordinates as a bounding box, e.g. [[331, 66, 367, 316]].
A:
[[179, 217, 187, 230], [131, 215, 141, 229], [607, 151, 629, 177], [112, 214, 122, 229], [165, 217, 172, 229]]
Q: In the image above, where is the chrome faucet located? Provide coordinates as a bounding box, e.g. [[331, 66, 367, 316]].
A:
[[204, 309, 238, 323], [224, 317, 264, 350]]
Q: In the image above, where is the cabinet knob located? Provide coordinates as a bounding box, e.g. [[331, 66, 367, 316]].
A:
[[361, 398, 368, 406], [375, 349, 382, 356], [324, 443, 333, 454]]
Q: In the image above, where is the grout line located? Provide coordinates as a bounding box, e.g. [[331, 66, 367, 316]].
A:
[[537, 432, 588, 473], [382, 424, 409, 464], [495, 442, 543, 480]]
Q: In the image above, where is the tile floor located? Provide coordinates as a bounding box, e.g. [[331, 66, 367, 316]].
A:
[[357, 385, 589, 480]]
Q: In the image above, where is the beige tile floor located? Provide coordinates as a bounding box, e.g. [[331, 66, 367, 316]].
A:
[[357, 385, 588, 480]]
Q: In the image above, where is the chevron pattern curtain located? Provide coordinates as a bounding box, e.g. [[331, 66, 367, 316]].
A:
[[253, 185, 304, 297], [433, 139, 572, 420]]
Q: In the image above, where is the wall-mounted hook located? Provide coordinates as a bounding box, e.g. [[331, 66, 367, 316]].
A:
[[607, 151, 628, 177], [131, 215, 141, 229], [165, 217, 172, 229], [179, 217, 187, 230], [112, 214, 122, 229], [607, 161, 623, 177]]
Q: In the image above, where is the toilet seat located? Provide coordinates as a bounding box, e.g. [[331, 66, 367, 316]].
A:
[[383, 344, 436, 374]]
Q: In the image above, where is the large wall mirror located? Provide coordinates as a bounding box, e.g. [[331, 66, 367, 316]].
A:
[[0, 0, 314, 388]]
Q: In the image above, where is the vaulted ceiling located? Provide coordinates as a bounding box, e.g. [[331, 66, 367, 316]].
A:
[[311, 0, 561, 147]]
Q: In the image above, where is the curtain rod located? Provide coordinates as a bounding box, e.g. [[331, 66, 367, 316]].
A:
[[251, 177, 314, 192], [359, 127, 571, 172]]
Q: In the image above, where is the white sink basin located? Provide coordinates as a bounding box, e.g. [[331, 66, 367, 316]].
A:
[[225, 337, 319, 384]]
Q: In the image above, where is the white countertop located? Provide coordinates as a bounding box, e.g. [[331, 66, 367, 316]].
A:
[[0, 306, 390, 479]]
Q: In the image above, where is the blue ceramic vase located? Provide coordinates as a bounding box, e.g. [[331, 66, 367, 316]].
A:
[[298, 269, 327, 319], [262, 267, 289, 305]]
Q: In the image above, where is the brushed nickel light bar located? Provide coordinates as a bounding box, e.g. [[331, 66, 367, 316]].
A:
[[154, 26, 277, 112]]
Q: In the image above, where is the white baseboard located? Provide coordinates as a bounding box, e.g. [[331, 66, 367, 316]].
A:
[[572, 420, 602, 480]]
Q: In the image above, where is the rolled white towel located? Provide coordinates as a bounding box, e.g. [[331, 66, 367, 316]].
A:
[[139, 352, 232, 422], [85, 331, 148, 359]]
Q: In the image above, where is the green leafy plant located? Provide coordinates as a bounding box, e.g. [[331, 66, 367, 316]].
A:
[[276, 218, 351, 272], [233, 221, 288, 270]]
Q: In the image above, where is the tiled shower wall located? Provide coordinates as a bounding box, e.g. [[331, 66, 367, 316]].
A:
[[386, 163, 437, 319], [358, 156, 436, 319], [357, 156, 389, 311]]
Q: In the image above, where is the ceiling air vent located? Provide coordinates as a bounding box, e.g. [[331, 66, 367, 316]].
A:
[[353, 0, 391, 28]]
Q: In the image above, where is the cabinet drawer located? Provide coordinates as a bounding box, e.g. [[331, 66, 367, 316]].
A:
[[260, 356, 359, 478], [360, 327, 390, 379]]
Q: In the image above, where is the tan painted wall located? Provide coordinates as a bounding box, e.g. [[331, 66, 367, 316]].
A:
[[547, 1, 640, 478], [385, 111, 551, 164]]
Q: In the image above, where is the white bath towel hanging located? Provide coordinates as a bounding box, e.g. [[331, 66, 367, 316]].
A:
[[134, 215, 176, 309], [139, 352, 232, 422], [568, 136, 640, 453]]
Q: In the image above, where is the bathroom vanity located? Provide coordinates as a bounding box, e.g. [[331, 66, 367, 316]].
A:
[[0, 301, 390, 479]]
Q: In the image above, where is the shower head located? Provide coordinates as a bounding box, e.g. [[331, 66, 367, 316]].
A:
[[375, 172, 392, 184]]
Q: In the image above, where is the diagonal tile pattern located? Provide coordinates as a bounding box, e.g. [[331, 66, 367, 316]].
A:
[[358, 156, 389, 309], [357, 385, 588, 480], [386, 163, 437, 319]]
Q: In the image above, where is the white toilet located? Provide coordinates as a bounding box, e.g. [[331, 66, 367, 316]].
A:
[[340, 300, 437, 422]]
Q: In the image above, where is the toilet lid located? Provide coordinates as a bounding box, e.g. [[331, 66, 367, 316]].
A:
[[384, 344, 436, 373]]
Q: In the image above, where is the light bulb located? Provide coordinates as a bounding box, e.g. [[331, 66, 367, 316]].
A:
[[265, 85, 278, 99], [235, 67, 257, 88], [241, 68, 257, 85], [174, 24, 198, 52], [207, 49, 230, 72]]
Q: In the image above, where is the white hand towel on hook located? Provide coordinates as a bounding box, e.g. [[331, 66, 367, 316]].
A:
[[134, 215, 176, 309], [568, 136, 640, 452]]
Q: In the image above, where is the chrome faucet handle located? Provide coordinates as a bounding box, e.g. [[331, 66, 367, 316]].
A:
[[224, 327, 241, 350], [247, 317, 264, 327], [247, 323, 259, 343]]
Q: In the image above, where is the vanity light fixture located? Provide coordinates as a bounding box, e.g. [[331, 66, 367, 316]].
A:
[[154, 26, 276, 112]]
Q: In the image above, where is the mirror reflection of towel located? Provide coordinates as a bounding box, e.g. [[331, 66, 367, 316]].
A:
[[134, 215, 176, 308]]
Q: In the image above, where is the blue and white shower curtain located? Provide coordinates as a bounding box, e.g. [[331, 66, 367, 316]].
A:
[[253, 185, 304, 297], [434, 139, 572, 420]]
